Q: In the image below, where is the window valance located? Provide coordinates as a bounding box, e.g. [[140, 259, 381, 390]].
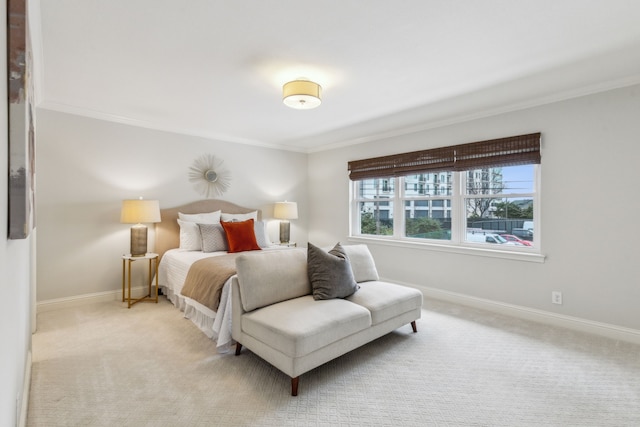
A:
[[348, 132, 541, 181]]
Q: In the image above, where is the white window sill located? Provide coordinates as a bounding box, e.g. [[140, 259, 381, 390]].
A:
[[347, 236, 546, 263]]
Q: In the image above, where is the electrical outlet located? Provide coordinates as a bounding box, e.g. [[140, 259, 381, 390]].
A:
[[552, 291, 562, 305]]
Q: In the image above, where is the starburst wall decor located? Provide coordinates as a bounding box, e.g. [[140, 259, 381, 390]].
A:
[[188, 154, 231, 198]]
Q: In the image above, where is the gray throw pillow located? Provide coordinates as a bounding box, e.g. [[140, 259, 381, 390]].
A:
[[307, 242, 359, 300], [198, 223, 228, 252]]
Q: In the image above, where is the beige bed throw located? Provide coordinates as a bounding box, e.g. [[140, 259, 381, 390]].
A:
[[180, 253, 242, 311]]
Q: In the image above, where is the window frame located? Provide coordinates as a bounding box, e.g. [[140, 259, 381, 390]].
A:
[[349, 165, 544, 263]]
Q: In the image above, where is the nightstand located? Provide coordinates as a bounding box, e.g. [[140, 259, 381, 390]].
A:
[[122, 253, 159, 308], [275, 242, 297, 247]]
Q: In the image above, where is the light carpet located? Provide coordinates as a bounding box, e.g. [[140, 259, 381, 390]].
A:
[[28, 297, 640, 426]]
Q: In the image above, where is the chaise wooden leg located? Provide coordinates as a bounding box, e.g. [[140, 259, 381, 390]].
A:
[[411, 320, 417, 333], [235, 342, 242, 355], [291, 377, 299, 396]]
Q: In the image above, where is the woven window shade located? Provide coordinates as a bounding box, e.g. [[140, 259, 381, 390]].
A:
[[348, 133, 540, 180], [453, 133, 541, 171], [348, 146, 455, 181]]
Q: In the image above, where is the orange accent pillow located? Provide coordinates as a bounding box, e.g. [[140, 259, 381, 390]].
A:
[[221, 219, 262, 253]]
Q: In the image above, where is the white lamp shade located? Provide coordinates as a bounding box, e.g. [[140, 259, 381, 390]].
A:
[[273, 201, 298, 220], [120, 199, 161, 224], [283, 80, 322, 109]]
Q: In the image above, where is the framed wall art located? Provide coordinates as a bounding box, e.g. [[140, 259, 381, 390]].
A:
[[8, 0, 35, 239]]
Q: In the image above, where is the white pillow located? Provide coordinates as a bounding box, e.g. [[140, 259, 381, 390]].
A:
[[177, 219, 203, 251], [253, 220, 272, 248], [341, 244, 380, 283], [178, 210, 221, 224], [220, 211, 258, 222]]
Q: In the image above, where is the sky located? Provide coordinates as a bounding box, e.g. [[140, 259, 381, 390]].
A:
[[501, 164, 534, 194]]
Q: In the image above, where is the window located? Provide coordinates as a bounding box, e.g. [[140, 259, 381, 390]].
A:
[[356, 178, 394, 236], [464, 164, 535, 247], [349, 133, 541, 255]]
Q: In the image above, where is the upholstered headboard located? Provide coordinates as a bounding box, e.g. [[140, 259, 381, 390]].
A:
[[155, 200, 262, 261]]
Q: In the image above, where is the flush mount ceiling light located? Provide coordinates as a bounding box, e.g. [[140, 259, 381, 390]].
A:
[[282, 79, 322, 109]]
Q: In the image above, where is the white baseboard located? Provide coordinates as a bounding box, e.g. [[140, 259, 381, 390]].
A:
[[37, 286, 148, 314], [403, 281, 640, 345], [19, 351, 31, 427]]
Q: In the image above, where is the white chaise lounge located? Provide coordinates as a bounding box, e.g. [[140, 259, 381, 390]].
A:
[[231, 244, 423, 395]]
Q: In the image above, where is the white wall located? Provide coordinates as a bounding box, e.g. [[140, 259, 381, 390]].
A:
[[308, 84, 640, 331], [36, 109, 308, 301], [0, 0, 34, 423], [34, 83, 640, 334]]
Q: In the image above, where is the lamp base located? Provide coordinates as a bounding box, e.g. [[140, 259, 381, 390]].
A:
[[279, 221, 290, 245], [130, 224, 148, 257]]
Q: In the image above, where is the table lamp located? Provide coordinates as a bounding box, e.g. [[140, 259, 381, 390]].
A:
[[273, 201, 298, 244], [120, 198, 161, 256]]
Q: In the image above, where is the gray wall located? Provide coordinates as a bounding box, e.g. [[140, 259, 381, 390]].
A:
[[35, 110, 309, 301], [308, 84, 640, 331]]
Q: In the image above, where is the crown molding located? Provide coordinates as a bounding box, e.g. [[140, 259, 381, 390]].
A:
[[307, 74, 640, 153], [38, 75, 640, 155]]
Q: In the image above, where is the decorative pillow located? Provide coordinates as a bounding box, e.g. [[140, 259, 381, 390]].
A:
[[308, 242, 359, 300], [198, 223, 228, 252], [177, 219, 203, 251], [178, 210, 221, 224], [220, 219, 261, 253], [220, 211, 258, 222], [342, 244, 380, 282], [253, 220, 272, 248]]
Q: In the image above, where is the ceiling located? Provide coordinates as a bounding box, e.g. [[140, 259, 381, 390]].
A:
[[33, 1, 640, 152]]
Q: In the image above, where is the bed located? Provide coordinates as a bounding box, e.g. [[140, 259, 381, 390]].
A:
[[155, 199, 277, 352]]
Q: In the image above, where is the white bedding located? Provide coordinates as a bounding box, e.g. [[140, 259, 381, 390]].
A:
[[158, 248, 236, 353], [158, 247, 285, 353]]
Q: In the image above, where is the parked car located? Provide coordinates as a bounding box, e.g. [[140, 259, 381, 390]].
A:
[[466, 232, 523, 245], [512, 228, 533, 241], [500, 234, 533, 246]]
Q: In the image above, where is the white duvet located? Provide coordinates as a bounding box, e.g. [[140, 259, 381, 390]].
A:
[[157, 246, 285, 353], [158, 248, 235, 353]]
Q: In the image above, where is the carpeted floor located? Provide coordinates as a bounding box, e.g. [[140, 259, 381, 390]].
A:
[[27, 297, 640, 426]]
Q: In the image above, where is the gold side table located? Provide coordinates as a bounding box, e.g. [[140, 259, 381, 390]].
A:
[[122, 253, 159, 308]]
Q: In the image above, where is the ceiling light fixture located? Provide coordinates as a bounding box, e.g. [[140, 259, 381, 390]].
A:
[[282, 79, 322, 109]]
